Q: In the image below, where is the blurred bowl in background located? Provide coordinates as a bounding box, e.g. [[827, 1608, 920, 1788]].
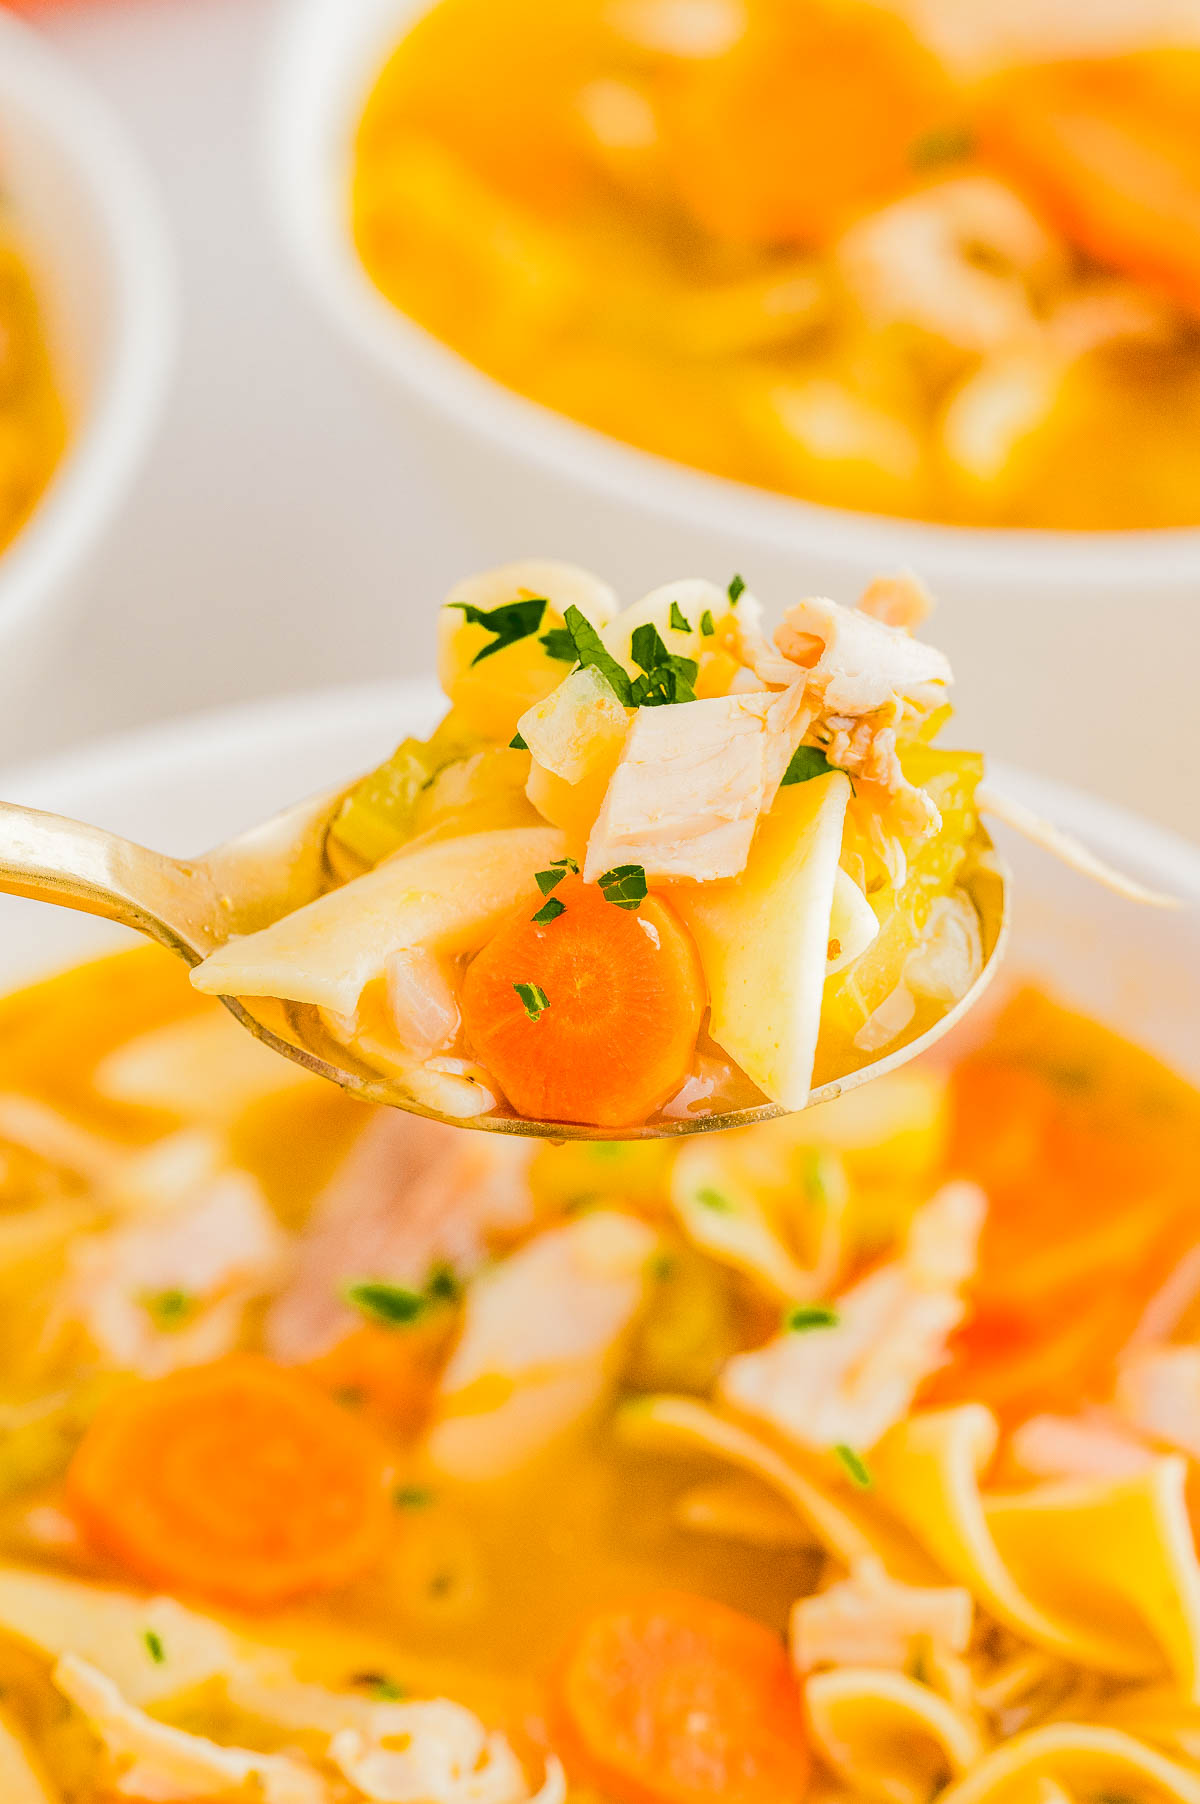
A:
[[267, 0, 1200, 839], [0, 9, 174, 702]]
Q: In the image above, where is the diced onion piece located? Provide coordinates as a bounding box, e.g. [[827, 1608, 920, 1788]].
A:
[[385, 947, 461, 1059], [827, 869, 880, 976], [903, 893, 982, 1005]]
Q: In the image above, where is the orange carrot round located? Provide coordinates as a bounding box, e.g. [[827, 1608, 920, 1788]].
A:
[[66, 1355, 392, 1609], [661, 0, 952, 247], [980, 51, 1200, 314], [557, 1591, 810, 1804], [460, 875, 705, 1128]]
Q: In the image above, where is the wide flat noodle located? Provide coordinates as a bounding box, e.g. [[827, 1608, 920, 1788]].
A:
[[617, 1394, 936, 1580], [805, 1667, 983, 1804], [937, 1722, 1200, 1804], [873, 1407, 1200, 1686]]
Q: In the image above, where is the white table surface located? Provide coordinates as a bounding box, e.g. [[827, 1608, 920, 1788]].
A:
[[7, 0, 1200, 850]]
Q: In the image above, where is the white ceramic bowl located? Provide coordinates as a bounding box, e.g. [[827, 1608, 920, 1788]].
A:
[[0, 683, 1196, 1093], [0, 11, 174, 694], [266, 0, 1200, 839]]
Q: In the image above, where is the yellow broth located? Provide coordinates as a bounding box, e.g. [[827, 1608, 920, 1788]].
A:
[[352, 0, 1200, 529], [0, 231, 64, 557]]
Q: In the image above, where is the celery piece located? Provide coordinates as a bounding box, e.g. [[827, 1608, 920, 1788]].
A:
[[329, 739, 436, 866]]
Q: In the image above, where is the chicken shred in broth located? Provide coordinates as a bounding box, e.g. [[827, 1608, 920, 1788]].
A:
[[0, 946, 1196, 1800]]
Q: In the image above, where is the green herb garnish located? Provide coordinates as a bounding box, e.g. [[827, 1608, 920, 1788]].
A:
[[559, 606, 635, 704], [539, 626, 577, 662], [835, 1444, 872, 1489], [910, 123, 975, 170], [531, 895, 567, 925], [598, 864, 648, 910], [700, 610, 715, 636], [669, 601, 692, 633], [727, 574, 746, 605], [534, 856, 579, 897], [514, 981, 551, 1020], [786, 1304, 840, 1333], [143, 1631, 165, 1665], [426, 1263, 461, 1303], [781, 745, 837, 786], [452, 596, 548, 665], [393, 1484, 434, 1510], [351, 1671, 407, 1701], [344, 1281, 426, 1326], [142, 1289, 198, 1333], [696, 1186, 733, 1213], [629, 623, 698, 706], [509, 731, 528, 750]]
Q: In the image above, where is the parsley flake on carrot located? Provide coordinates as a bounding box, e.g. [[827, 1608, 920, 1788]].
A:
[[66, 1355, 392, 1609], [462, 874, 705, 1127], [514, 980, 551, 1020]]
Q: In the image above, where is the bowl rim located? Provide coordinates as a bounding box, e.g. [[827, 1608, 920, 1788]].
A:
[[265, 0, 1200, 593], [0, 8, 175, 648]]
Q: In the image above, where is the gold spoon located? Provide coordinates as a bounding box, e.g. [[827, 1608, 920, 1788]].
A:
[[0, 786, 1008, 1139]]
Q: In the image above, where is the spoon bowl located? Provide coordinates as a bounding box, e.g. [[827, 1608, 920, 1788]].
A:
[[0, 786, 1008, 1139]]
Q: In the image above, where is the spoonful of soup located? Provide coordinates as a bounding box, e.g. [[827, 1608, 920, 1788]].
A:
[[0, 563, 1012, 1137]]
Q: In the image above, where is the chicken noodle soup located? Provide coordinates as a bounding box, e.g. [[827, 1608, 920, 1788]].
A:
[[353, 0, 1200, 529], [0, 947, 1197, 1801], [0, 214, 64, 556], [188, 562, 994, 1130]]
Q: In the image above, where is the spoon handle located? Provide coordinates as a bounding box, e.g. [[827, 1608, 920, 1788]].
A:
[[0, 800, 204, 960]]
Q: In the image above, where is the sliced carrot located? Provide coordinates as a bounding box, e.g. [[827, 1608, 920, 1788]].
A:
[[305, 1317, 455, 1437], [557, 1591, 810, 1804], [66, 1355, 392, 1610], [980, 50, 1200, 313], [661, 0, 953, 246], [460, 875, 705, 1128]]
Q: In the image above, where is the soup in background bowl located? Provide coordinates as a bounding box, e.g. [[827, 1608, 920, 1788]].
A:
[[0, 687, 1195, 1802]]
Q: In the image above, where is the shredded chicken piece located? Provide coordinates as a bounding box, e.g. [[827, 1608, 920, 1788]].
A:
[[791, 1555, 973, 1674], [53, 1654, 327, 1804], [266, 1112, 534, 1362], [720, 1181, 985, 1453], [774, 596, 952, 718], [584, 689, 804, 884], [428, 1210, 655, 1481], [58, 1155, 288, 1377], [1008, 1413, 1157, 1483], [329, 1701, 563, 1804], [836, 175, 1063, 354], [856, 574, 935, 633], [1115, 1345, 1200, 1462]]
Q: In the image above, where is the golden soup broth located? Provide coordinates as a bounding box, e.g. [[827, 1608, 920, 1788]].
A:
[[0, 945, 1199, 1800], [0, 231, 64, 556], [353, 0, 1200, 530]]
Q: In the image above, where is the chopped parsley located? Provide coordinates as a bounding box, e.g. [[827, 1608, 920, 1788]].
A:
[[727, 574, 746, 605], [700, 610, 716, 636], [835, 1444, 872, 1489], [143, 1630, 165, 1665], [451, 596, 548, 666], [629, 623, 697, 706], [539, 625, 577, 662], [142, 1289, 198, 1333], [531, 895, 566, 926], [509, 731, 528, 750], [786, 1304, 840, 1333], [669, 601, 692, 633], [695, 1185, 733, 1213], [344, 1265, 463, 1329], [598, 864, 648, 911], [534, 856, 579, 897], [910, 123, 975, 170], [351, 1671, 407, 1701], [393, 1484, 434, 1510], [514, 981, 551, 1021], [781, 745, 837, 787], [559, 606, 635, 704]]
